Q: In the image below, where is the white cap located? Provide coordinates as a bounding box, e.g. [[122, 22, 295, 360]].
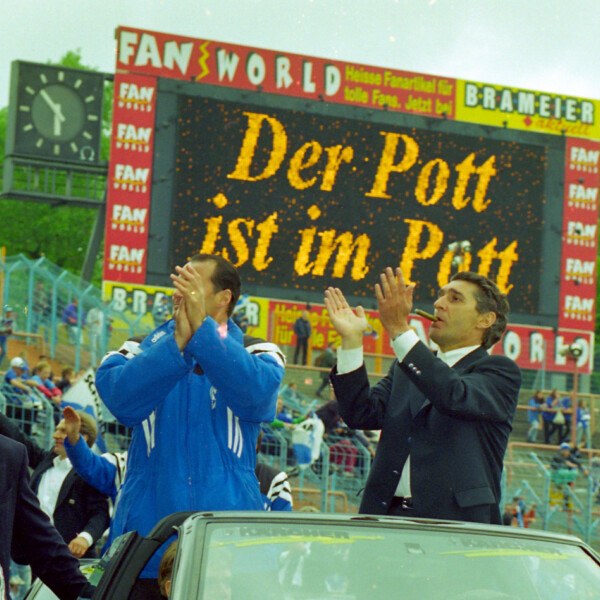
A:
[[10, 357, 26, 369]]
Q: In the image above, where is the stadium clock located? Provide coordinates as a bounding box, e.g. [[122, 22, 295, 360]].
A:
[[11, 61, 104, 163]]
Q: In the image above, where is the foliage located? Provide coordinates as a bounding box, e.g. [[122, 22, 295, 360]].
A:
[[0, 49, 112, 286]]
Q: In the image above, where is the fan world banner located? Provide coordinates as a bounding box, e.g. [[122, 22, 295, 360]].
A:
[[103, 72, 157, 283], [558, 139, 599, 330]]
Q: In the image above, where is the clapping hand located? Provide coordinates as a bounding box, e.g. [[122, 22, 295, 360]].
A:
[[375, 267, 414, 339], [171, 263, 207, 349], [324, 287, 368, 349]]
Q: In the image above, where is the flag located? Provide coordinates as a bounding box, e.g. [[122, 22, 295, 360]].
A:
[[292, 417, 324, 469], [62, 368, 108, 453]]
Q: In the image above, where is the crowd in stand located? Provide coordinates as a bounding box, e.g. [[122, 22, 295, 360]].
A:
[[527, 388, 592, 448]]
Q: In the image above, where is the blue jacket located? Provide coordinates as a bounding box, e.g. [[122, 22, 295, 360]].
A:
[[95, 317, 284, 577], [64, 436, 125, 503]]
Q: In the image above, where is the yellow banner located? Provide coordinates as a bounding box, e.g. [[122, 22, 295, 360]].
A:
[[102, 280, 269, 337], [455, 80, 600, 140]]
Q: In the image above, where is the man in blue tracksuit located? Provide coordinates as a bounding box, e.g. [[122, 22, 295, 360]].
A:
[[95, 254, 285, 599]]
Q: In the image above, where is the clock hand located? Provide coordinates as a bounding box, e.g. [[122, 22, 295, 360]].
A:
[[53, 112, 62, 136], [40, 89, 66, 122]]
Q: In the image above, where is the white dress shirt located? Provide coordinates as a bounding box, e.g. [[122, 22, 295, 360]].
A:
[[37, 455, 94, 546], [337, 330, 480, 498]]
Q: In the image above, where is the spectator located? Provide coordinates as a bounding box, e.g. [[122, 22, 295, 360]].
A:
[[589, 457, 600, 503], [523, 503, 537, 528], [256, 460, 293, 511], [95, 253, 284, 598], [3, 357, 39, 437], [0, 434, 89, 600], [4, 357, 37, 397], [280, 381, 301, 404], [232, 308, 249, 333], [31, 282, 50, 343], [512, 495, 526, 527], [62, 406, 126, 504], [271, 397, 304, 427], [293, 310, 311, 365], [526, 390, 544, 443], [502, 502, 518, 526], [542, 389, 560, 445], [55, 367, 76, 394], [86, 305, 105, 368], [157, 541, 178, 598], [551, 442, 583, 473], [0, 411, 110, 559], [314, 342, 337, 399], [256, 434, 293, 511], [0, 306, 16, 368], [62, 299, 84, 345], [577, 399, 592, 449], [558, 392, 574, 444], [315, 389, 357, 476], [151, 295, 171, 328], [31, 361, 62, 403]]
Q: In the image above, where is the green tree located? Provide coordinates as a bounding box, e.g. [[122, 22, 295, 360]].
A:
[[0, 49, 112, 285]]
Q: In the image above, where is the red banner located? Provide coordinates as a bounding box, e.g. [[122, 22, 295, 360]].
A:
[[103, 73, 157, 283], [490, 324, 593, 374], [558, 139, 600, 331], [115, 26, 455, 120], [264, 298, 593, 374]]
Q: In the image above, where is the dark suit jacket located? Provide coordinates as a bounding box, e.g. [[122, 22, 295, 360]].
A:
[[332, 343, 521, 524], [0, 413, 110, 558], [0, 435, 87, 600]]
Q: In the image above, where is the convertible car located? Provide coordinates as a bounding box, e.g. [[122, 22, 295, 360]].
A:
[[25, 511, 600, 599]]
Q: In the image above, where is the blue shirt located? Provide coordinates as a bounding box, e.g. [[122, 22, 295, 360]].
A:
[[527, 398, 542, 423]]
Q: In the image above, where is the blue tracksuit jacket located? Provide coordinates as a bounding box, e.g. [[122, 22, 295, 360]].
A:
[[95, 317, 284, 577]]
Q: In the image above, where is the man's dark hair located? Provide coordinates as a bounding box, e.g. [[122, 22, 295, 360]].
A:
[[189, 253, 241, 317], [450, 271, 509, 349]]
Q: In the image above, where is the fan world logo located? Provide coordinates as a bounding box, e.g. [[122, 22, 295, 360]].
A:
[[117, 82, 155, 112], [567, 184, 598, 210], [111, 204, 148, 233], [109, 245, 145, 273], [565, 258, 595, 285], [116, 123, 153, 152], [113, 164, 150, 193], [566, 221, 597, 247], [563, 295, 594, 322], [569, 146, 599, 173]]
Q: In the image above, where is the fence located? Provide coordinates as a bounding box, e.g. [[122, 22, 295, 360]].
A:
[[502, 441, 600, 547], [0, 254, 152, 372]]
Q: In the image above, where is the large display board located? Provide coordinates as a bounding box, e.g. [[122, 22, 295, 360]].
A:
[[164, 86, 555, 318], [103, 26, 600, 373]]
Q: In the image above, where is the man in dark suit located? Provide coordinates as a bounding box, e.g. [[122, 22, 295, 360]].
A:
[[325, 268, 521, 524], [0, 434, 88, 600], [0, 411, 110, 558]]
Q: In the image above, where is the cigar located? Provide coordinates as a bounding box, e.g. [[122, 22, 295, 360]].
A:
[[414, 309, 438, 322]]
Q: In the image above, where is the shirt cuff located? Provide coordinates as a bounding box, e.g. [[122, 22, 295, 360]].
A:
[[336, 346, 363, 374], [390, 329, 420, 362], [78, 531, 94, 547]]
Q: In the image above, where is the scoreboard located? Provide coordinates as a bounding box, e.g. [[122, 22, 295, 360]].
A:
[[103, 26, 600, 372]]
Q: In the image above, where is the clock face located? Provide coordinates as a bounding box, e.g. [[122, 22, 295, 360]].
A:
[[13, 62, 104, 163]]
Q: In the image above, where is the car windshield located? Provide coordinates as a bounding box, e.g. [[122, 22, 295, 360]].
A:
[[183, 521, 600, 600]]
